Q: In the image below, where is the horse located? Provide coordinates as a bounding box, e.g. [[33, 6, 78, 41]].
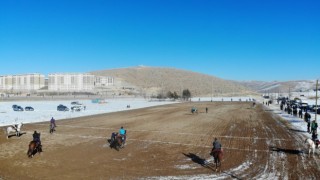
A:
[[109, 134, 124, 151], [27, 141, 42, 158], [305, 138, 316, 157], [49, 123, 56, 134], [6, 122, 23, 139], [191, 107, 198, 114], [210, 149, 223, 172]]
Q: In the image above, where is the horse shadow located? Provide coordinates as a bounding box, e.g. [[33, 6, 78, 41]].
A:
[[7, 132, 27, 138], [183, 153, 206, 166], [182, 153, 217, 171], [182, 152, 242, 179], [269, 146, 303, 155]]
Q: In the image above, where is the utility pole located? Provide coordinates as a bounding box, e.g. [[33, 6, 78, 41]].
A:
[[315, 80, 318, 123], [211, 78, 213, 102]]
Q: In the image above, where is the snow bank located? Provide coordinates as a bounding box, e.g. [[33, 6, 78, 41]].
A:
[[0, 98, 178, 127]]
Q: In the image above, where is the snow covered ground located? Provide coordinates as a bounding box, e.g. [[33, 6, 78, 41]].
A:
[[0, 98, 178, 127], [0, 96, 255, 127]]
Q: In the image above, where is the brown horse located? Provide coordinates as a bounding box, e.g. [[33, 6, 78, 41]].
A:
[[110, 135, 124, 151], [211, 149, 223, 172], [27, 141, 42, 158]]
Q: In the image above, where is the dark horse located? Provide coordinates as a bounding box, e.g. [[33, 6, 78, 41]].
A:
[[27, 141, 42, 158], [109, 135, 124, 151], [210, 149, 223, 172]]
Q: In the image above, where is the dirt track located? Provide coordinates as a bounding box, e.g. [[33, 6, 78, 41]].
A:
[[1, 102, 320, 179]]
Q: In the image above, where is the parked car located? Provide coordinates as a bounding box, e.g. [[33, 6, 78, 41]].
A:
[[57, 104, 69, 111], [13, 105, 24, 111], [71, 105, 82, 112], [25, 106, 34, 111], [310, 105, 320, 112], [71, 101, 82, 105]]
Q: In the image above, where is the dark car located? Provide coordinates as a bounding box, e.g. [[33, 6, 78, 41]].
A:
[[25, 106, 34, 111], [71, 101, 82, 105], [13, 105, 24, 111], [57, 104, 69, 111]]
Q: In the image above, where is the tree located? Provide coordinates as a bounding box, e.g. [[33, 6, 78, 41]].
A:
[[182, 89, 191, 101], [167, 91, 173, 99], [173, 91, 179, 100]]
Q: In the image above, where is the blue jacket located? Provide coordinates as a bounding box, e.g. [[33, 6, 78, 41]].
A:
[[119, 129, 126, 135]]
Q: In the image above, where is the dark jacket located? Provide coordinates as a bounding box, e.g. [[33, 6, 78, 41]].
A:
[[213, 140, 222, 150]]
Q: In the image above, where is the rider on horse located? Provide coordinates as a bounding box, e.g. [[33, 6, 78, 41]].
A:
[[50, 117, 56, 128], [119, 126, 127, 146], [32, 131, 42, 151], [211, 138, 223, 155], [110, 132, 118, 142]]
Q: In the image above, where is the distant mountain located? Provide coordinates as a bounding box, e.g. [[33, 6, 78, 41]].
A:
[[90, 66, 254, 97], [239, 80, 317, 93]]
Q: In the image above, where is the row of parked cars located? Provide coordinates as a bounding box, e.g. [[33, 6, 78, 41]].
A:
[[12, 105, 34, 111], [57, 101, 85, 111], [12, 101, 84, 112]]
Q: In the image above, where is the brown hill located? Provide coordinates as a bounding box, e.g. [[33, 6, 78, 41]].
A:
[[90, 66, 254, 97]]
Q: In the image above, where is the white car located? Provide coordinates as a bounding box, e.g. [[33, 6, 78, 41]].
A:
[[71, 105, 83, 112]]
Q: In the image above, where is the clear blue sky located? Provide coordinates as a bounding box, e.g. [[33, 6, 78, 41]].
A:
[[0, 0, 319, 81]]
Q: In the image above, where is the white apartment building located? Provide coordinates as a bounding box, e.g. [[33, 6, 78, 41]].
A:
[[48, 73, 95, 91], [0, 74, 45, 91], [94, 76, 114, 87]]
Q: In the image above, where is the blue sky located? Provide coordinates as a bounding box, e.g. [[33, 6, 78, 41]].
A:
[[0, 0, 319, 81]]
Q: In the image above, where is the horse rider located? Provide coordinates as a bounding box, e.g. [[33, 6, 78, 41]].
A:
[[32, 131, 42, 150], [110, 132, 118, 143], [119, 126, 127, 145], [211, 138, 223, 155], [50, 117, 57, 129]]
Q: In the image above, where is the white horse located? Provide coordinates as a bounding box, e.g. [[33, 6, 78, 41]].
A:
[[6, 122, 23, 139], [305, 138, 316, 157]]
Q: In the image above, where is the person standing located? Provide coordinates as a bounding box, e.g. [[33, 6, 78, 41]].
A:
[[298, 109, 302, 118], [206, 107, 208, 113], [311, 120, 318, 134], [306, 113, 311, 133]]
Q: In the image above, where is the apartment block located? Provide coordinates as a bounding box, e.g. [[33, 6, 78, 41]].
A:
[[48, 73, 95, 91], [94, 76, 114, 87], [0, 74, 45, 91]]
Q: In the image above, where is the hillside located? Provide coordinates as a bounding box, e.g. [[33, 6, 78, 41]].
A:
[[90, 66, 254, 97], [239, 80, 317, 93]]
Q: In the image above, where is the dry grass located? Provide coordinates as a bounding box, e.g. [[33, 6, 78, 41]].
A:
[[91, 66, 255, 96]]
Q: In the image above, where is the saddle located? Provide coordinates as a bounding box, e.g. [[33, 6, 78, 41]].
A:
[[211, 148, 223, 157]]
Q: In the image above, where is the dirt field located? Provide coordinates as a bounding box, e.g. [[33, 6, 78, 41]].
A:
[[1, 102, 320, 179]]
